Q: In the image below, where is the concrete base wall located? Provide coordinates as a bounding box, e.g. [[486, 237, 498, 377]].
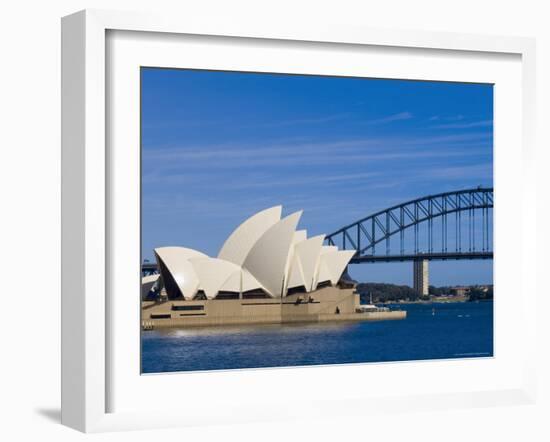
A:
[[141, 286, 406, 329]]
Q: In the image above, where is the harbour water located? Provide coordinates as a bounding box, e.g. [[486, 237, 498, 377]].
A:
[[141, 301, 493, 374]]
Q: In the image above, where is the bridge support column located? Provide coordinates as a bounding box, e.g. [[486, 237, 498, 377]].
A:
[[413, 259, 429, 297]]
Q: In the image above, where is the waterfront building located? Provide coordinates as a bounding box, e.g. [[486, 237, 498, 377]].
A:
[[141, 206, 405, 328], [450, 286, 470, 297]]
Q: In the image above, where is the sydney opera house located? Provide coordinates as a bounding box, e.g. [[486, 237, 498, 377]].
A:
[[141, 206, 405, 328]]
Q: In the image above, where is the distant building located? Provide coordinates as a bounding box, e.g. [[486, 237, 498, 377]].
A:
[[450, 286, 470, 297], [413, 259, 429, 296]]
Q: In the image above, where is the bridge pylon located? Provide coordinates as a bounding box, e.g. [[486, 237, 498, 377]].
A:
[[413, 259, 429, 297]]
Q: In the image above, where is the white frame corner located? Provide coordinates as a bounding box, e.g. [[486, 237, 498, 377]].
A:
[[61, 9, 537, 433]]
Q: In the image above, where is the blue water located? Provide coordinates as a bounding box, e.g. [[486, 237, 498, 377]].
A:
[[141, 301, 493, 373]]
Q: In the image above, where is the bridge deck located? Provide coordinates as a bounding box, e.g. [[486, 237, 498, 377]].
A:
[[351, 251, 493, 263]]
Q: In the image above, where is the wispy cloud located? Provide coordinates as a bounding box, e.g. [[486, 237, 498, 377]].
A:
[[432, 119, 493, 129], [429, 114, 464, 122], [252, 113, 351, 128], [219, 172, 380, 190], [374, 162, 493, 186], [422, 163, 493, 180], [366, 112, 413, 125], [143, 132, 491, 161], [142, 132, 492, 181], [143, 113, 352, 131]]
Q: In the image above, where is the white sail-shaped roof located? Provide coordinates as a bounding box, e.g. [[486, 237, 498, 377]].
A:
[[314, 259, 332, 288], [241, 269, 265, 292], [218, 268, 266, 294], [283, 229, 308, 292], [243, 211, 302, 297], [316, 250, 355, 287], [292, 230, 307, 244], [152, 207, 356, 300], [154, 247, 208, 299], [320, 245, 338, 255], [286, 254, 306, 290], [312, 245, 339, 289], [219, 271, 241, 293], [141, 274, 160, 299], [218, 206, 282, 266], [295, 234, 325, 291], [155, 246, 208, 261], [189, 257, 241, 299]]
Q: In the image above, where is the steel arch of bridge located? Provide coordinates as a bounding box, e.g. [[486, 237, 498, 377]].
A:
[[326, 187, 493, 263]]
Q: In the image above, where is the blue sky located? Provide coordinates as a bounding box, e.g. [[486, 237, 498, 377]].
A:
[[141, 68, 493, 286]]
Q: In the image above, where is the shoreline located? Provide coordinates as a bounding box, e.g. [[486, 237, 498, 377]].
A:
[[379, 298, 494, 306]]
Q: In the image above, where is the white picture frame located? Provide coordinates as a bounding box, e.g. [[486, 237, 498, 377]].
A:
[[61, 9, 537, 433]]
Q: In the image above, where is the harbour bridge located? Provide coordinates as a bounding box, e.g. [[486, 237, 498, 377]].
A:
[[142, 187, 494, 296], [325, 187, 493, 295]]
